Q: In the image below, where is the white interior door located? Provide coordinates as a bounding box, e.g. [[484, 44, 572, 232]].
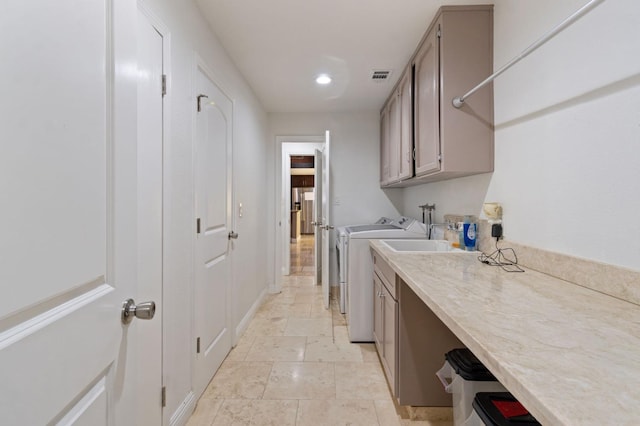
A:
[[314, 150, 323, 286], [321, 131, 331, 309], [193, 64, 234, 398], [0, 0, 140, 424], [137, 8, 164, 425]]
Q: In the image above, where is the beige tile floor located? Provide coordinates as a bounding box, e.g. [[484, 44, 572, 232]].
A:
[[289, 235, 315, 276], [186, 235, 453, 426]]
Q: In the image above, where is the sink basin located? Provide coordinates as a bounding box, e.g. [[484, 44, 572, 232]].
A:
[[381, 239, 463, 252]]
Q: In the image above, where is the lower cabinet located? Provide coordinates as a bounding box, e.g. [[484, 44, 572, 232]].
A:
[[373, 275, 384, 351], [372, 249, 464, 407], [373, 272, 397, 395]]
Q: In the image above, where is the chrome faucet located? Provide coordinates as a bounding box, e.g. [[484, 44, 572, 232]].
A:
[[428, 223, 451, 240], [418, 203, 436, 238]]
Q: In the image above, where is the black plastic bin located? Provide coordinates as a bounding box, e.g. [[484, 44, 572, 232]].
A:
[[436, 349, 506, 426], [446, 348, 497, 381], [467, 392, 541, 426]]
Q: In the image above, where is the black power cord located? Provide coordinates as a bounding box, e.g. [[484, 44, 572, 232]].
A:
[[478, 228, 525, 273]]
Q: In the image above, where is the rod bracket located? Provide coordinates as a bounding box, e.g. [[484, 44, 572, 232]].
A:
[[452, 97, 464, 108]]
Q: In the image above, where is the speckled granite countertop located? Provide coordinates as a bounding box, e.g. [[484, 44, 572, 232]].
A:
[[370, 240, 640, 426]]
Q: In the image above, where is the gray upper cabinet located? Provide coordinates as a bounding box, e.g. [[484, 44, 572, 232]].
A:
[[379, 104, 390, 185], [381, 5, 494, 187], [388, 92, 401, 182], [398, 70, 413, 181], [380, 65, 412, 185], [414, 25, 440, 177]]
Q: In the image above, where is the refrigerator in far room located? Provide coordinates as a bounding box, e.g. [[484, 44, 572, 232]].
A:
[[292, 187, 315, 234]]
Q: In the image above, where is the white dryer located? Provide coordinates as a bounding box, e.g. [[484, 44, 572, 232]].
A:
[[336, 216, 426, 342]]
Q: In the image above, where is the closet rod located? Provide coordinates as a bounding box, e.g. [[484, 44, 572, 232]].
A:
[[452, 0, 605, 108]]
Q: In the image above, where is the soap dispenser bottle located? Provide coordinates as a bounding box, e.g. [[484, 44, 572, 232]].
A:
[[463, 215, 477, 251], [457, 222, 465, 249]]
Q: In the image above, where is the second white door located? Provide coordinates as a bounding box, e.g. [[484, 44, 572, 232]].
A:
[[193, 64, 234, 397], [313, 131, 331, 309]]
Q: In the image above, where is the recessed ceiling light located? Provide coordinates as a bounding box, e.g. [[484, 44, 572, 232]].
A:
[[315, 74, 332, 85]]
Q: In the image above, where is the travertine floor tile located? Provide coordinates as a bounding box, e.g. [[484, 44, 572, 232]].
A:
[[374, 399, 402, 426], [255, 302, 312, 319], [187, 254, 453, 426], [202, 361, 272, 399], [262, 291, 297, 304], [186, 398, 222, 426], [284, 317, 332, 337], [262, 361, 335, 400], [333, 325, 350, 344], [332, 311, 347, 325], [223, 334, 255, 362], [296, 400, 379, 426], [310, 298, 328, 312], [304, 336, 364, 362], [294, 292, 322, 303], [244, 336, 306, 362], [295, 285, 322, 295], [359, 342, 380, 363], [335, 362, 390, 400], [243, 317, 288, 338], [211, 399, 298, 426], [309, 303, 332, 318], [405, 406, 453, 422]]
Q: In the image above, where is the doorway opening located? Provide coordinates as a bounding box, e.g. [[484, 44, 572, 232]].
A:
[[290, 155, 315, 276], [276, 132, 330, 308], [278, 139, 323, 289]]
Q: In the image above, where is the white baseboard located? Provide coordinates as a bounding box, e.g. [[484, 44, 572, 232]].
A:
[[169, 391, 196, 426]]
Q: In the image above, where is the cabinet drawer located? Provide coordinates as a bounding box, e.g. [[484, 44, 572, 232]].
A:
[[372, 250, 397, 298]]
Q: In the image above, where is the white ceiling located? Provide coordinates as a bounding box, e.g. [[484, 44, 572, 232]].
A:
[[196, 0, 493, 113]]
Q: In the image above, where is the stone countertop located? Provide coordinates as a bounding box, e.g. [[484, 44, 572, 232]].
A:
[[369, 240, 640, 426]]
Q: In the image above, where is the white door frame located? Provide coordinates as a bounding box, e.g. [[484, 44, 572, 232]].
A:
[[136, 2, 170, 425], [275, 136, 324, 293]]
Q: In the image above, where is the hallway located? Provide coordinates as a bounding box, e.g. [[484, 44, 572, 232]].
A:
[[289, 234, 315, 276], [186, 238, 453, 425]]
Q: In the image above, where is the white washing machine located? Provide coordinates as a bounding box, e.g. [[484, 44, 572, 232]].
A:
[[336, 216, 427, 342], [336, 217, 395, 314]]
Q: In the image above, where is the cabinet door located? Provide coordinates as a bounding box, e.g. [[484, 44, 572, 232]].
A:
[[414, 24, 441, 176], [383, 284, 398, 394], [379, 106, 390, 185], [373, 275, 384, 354], [398, 71, 413, 180], [388, 91, 401, 182]]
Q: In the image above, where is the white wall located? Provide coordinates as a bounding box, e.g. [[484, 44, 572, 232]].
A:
[[141, 0, 269, 420], [267, 112, 402, 286], [403, 0, 640, 271]]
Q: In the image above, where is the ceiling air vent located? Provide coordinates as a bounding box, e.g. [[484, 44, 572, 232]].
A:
[[371, 70, 392, 82]]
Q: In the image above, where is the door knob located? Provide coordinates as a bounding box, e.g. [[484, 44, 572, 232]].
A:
[[228, 231, 239, 240], [122, 299, 156, 324], [323, 225, 334, 230]]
